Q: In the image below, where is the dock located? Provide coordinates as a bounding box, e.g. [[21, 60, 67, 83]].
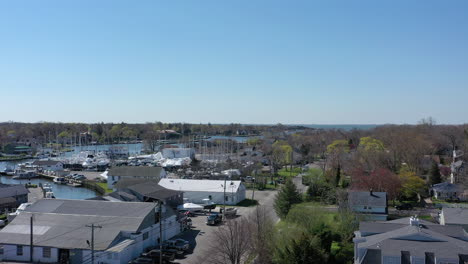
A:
[[27, 186, 44, 203]]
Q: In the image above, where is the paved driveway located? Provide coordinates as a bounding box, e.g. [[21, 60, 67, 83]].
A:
[[173, 189, 278, 264]]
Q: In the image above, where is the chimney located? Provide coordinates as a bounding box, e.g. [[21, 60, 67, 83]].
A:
[[410, 216, 419, 226]]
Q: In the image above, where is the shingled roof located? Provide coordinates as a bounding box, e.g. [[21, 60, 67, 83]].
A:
[[115, 179, 182, 200], [0, 184, 29, 198], [348, 191, 387, 207], [108, 166, 164, 178]]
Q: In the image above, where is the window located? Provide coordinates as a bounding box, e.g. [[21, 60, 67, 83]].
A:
[[17, 245, 23, 256], [363, 206, 367, 209], [0, 246, 4, 255], [143, 232, 149, 240], [43, 247, 51, 258]]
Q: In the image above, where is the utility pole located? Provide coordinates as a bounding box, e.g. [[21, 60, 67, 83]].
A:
[[159, 201, 163, 264], [30, 214, 33, 263], [86, 223, 102, 264], [223, 175, 227, 221]]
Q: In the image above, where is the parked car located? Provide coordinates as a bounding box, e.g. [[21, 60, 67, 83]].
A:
[[142, 249, 175, 262], [129, 257, 153, 264], [0, 219, 6, 227], [206, 213, 223, 225], [396, 203, 413, 210], [72, 174, 86, 180]]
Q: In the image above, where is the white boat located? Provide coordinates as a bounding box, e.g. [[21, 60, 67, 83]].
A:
[[177, 203, 204, 213], [53, 177, 67, 184], [12, 169, 37, 179], [42, 183, 53, 192]]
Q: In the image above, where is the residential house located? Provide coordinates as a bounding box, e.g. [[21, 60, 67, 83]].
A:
[[353, 217, 468, 264], [31, 160, 64, 172], [0, 199, 180, 264], [106, 166, 167, 189], [348, 191, 388, 221], [159, 178, 246, 205], [431, 182, 465, 201], [0, 184, 28, 211], [440, 207, 468, 231], [113, 179, 184, 208]]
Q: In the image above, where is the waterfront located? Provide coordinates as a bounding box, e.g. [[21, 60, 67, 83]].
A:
[[0, 175, 98, 200]]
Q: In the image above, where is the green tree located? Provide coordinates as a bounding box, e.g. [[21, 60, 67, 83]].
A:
[[399, 167, 427, 200], [429, 161, 442, 185], [358, 137, 384, 151], [274, 179, 302, 218], [275, 233, 328, 264]]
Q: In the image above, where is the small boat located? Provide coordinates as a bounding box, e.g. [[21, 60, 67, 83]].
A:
[[0, 165, 15, 176], [42, 183, 53, 192], [67, 181, 82, 187], [12, 170, 37, 179], [53, 177, 67, 184], [177, 203, 204, 213]]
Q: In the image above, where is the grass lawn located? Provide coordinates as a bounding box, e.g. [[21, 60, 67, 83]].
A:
[[0, 214, 6, 220], [95, 182, 113, 193], [277, 167, 302, 177]]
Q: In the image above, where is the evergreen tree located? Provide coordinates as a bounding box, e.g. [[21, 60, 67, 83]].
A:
[[335, 165, 341, 187], [274, 179, 302, 218], [276, 233, 328, 264], [429, 161, 442, 185]]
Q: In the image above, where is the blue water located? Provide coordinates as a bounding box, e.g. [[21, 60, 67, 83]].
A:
[[208, 135, 262, 143], [0, 176, 98, 200], [298, 124, 379, 131]]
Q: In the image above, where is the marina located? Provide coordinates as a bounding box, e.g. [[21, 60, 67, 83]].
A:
[[0, 175, 98, 200]]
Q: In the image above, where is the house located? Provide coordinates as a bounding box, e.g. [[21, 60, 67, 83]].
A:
[[113, 179, 184, 208], [0, 199, 180, 264], [348, 191, 388, 221], [440, 207, 468, 231], [106, 166, 167, 189], [3, 144, 32, 155], [159, 179, 246, 205], [353, 217, 468, 264], [0, 184, 29, 211], [31, 160, 64, 172], [430, 182, 465, 201], [161, 148, 195, 159]]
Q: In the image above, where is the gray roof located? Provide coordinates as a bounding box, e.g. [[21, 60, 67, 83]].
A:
[[24, 199, 155, 218], [107, 191, 139, 202], [348, 191, 387, 207], [108, 166, 164, 178], [357, 217, 468, 260], [0, 199, 156, 250], [431, 182, 462, 192], [442, 208, 468, 225], [115, 179, 182, 201], [0, 197, 17, 205], [32, 160, 63, 166], [0, 184, 29, 198]]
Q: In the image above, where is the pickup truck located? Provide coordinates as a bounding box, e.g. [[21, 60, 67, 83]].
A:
[[220, 207, 237, 218], [163, 239, 190, 252], [206, 213, 222, 225]]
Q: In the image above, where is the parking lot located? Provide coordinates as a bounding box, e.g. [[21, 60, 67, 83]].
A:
[[170, 189, 278, 264]]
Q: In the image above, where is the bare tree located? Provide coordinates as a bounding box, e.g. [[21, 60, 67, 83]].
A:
[[209, 218, 252, 264], [248, 206, 275, 264]]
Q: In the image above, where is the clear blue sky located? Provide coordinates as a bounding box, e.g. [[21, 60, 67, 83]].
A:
[[1, 0, 467, 124]]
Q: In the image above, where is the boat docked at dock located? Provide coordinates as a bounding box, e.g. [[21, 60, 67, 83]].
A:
[[53, 176, 67, 184], [12, 169, 37, 179]]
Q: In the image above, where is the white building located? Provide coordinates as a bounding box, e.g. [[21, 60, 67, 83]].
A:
[[31, 160, 64, 172], [159, 179, 246, 205], [0, 199, 180, 264], [161, 148, 195, 159], [106, 166, 167, 189]]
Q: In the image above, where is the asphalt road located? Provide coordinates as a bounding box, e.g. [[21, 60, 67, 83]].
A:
[[173, 189, 278, 264]]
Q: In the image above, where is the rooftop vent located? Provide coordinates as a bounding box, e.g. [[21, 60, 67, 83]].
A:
[[410, 216, 419, 226]]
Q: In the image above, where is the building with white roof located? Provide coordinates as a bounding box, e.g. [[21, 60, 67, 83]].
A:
[[159, 179, 246, 205]]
